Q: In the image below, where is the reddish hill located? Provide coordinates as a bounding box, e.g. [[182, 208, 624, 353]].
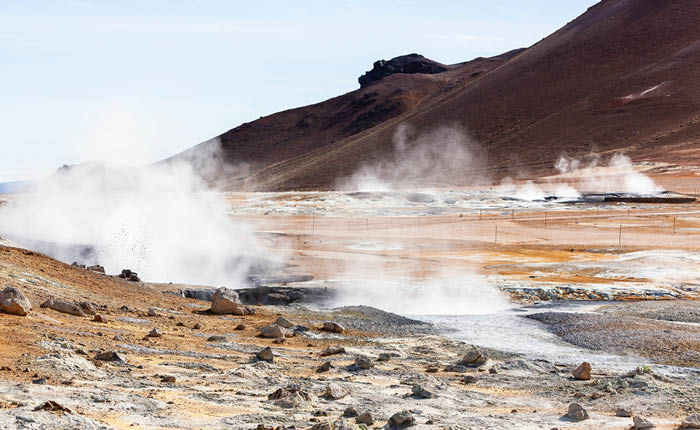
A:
[[171, 0, 700, 190]]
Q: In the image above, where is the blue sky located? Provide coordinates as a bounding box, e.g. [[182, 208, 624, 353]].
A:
[[0, 0, 597, 182]]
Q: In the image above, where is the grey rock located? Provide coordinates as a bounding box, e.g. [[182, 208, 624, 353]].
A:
[[147, 328, 162, 338], [354, 355, 373, 370], [320, 346, 346, 357], [275, 316, 294, 328], [95, 351, 126, 362], [389, 410, 416, 428], [257, 347, 274, 362], [323, 321, 345, 333], [316, 361, 333, 373], [463, 375, 478, 384], [206, 335, 227, 342], [682, 414, 700, 429], [260, 324, 287, 339], [632, 416, 655, 429], [461, 347, 487, 367], [356, 412, 373, 425], [343, 407, 359, 418], [41, 299, 86, 317], [325, 382, 347, 400], [0, 286, 32, 316], [566, 403, 589, 421], [210, 287, 247, 315], [411, 384, 433, 399], [616, 407, 633, 417]]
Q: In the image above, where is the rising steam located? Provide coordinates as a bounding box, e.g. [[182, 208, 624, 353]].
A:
[[338, 123, 487, 191], [0, 145, 278, 285], [499, 153, 662, 201]]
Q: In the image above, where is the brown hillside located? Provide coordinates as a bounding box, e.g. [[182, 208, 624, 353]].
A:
[[172, 0, 700, 190]]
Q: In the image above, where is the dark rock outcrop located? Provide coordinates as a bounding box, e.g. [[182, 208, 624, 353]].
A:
[[358, 54, 447, 88]]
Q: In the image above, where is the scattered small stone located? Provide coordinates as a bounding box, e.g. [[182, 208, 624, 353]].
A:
[[411, 384, 433, 399], [273, 337, 286, 344], [95, 351, 126, 362], [463, 375, 478, 384], [356, 412, 374, 425], [175, 322, 185, 327], [377, 353, 393, 362], [316, 361, 333, 373], [681, 414, 700, 429], [632, 416, 655, 429], [161, 375, 176, 383], [257, 347, 274, 363], [461, 347, 487, 367], [207, 335, 227, 342], [389, 410, 416, 428], [275, 316, 294, 328], [572, 362, 592, 380], [343, 407, 359, 418], [565, 403, 589, 421], [354, 355, 373, 370], [147, 308, 157, 317], [320, 346, 345, 357], [590, 392, 604, 399], [32, 377, 47, 385], [235, 324, 246, 330], [489, 367, 498, 374], [93, 314, 107, 323], [193, 323, 201, 330], [425, 366, 439, 373], [87, 264, 105, 273], [322, 321, 345, 333], [325, 382, 347, 400], [34, 400, 72, 414], [616, 408, 633, 417], [148, 328, 162, 338], [260, 324, 286, 339]]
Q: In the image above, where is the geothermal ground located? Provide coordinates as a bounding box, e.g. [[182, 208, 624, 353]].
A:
[[1, 168, 700, 429]]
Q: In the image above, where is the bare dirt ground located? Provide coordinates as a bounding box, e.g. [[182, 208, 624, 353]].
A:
[[1, 170, 700, 429]]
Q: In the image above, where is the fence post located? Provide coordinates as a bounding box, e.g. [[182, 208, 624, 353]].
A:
[[618, 224, 622, 246]]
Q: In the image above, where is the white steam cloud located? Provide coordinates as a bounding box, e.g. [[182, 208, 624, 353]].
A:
[[499, 153, 662, 201], [0, 145, 277, 285], [338, 123, 486, 191]]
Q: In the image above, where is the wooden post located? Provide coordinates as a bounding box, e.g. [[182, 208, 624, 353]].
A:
[[618, 224, 622, 246]]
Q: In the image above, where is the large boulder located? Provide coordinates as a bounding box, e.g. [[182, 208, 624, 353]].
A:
[[40, 299, 86, 317], [358, 54, 448, 88], [210, 288, 246, 315], [0, 286, 31, 316]]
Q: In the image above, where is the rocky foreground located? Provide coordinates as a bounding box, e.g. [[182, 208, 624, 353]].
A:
[[1, 245, 700, 430]]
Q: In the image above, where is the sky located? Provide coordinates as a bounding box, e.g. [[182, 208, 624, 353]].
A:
[[0, 0, 598, 182]]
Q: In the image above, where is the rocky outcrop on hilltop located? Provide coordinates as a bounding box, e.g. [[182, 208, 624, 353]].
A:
[[358, 53, 448, 88]]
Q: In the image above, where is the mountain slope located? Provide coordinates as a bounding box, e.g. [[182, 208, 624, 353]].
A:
[[173, 0, 700, 190]]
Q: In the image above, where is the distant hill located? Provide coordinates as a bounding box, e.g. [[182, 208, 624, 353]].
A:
[[169, 0, 700, 190], [0, 181, 31, 194]]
